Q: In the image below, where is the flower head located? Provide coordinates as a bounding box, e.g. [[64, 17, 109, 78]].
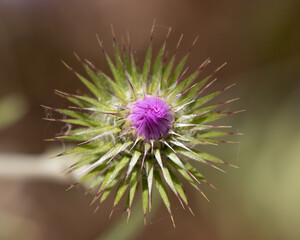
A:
[[44, 24, 242, 227], [128, 97, 173, 141]]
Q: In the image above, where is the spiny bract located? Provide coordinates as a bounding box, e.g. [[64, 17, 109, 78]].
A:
[[44, 24, 242, 227]]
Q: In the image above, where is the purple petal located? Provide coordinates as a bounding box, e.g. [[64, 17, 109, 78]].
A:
[[128, 97, 173, 141]]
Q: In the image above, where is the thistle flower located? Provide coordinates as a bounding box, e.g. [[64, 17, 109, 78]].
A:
[[44, 23, 242, 227]]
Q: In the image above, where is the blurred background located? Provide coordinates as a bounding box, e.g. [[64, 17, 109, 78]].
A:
[[0, 0, 299, 239]]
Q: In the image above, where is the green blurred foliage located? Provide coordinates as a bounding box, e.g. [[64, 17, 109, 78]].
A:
[[0, 94, 27, 131]]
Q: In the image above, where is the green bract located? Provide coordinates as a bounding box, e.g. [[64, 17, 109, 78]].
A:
[[44, 25, 242, 227]]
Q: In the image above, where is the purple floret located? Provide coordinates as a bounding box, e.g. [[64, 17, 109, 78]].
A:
[[128, 97, 173, 142]]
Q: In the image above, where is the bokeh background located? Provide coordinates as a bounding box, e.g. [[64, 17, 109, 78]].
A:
[[0, 0, 299, 239]]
